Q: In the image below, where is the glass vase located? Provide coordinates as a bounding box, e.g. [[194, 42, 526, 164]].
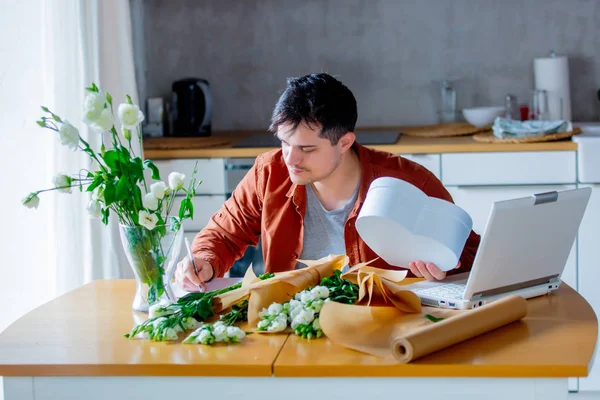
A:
[[119, 224, 184, 313]]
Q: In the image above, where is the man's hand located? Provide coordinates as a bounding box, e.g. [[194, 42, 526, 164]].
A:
[[175, 256, 214, 292], [408, 260, 461, 281]]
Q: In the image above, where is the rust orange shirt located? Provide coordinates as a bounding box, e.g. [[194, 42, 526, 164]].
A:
[[192, 143, 481, 277]]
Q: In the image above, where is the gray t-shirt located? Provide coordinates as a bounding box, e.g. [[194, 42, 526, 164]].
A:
[[296, 183, 360, 269]]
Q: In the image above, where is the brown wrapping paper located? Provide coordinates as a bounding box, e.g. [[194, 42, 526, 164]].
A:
[[319, 294, 528, 363], [342, 262, 422, 313], [212, 254, 348, 327]]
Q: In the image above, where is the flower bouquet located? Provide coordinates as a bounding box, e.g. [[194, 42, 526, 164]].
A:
[[22, 83, 201, 312]]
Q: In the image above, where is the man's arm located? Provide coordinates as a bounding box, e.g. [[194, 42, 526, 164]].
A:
[[191, 157, 263, 278]]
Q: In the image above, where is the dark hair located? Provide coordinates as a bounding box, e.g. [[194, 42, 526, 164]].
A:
[[268, 73, 358, 145]]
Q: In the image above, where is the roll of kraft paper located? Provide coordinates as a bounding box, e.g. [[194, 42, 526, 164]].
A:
[[534, 54, 571, 121], [319, 295, 528, 363], [392, 295, 527, 363]]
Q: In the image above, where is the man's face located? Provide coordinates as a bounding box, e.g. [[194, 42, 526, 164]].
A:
[[277, 122, 345, 185]]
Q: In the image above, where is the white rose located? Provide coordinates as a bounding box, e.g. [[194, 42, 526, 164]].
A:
[[311, 286, 330, 299], [88, 108, 114, 133], [143, 193, 159, 210], [139, 210, 158, 230], [148, 303, 175, 319], [268, 317, 288, 332], [83, 92, 106, 118], [58, 122, 80, 151], [213, 324, 228, 342], [52, 173, 72, 193], [118, 103, 145, 130], [267, 302, 283, 316], [300, 291, 318, 305], [298, 309, 315, 325], [288, 299, 302, 310], [133, 331, 149, 340], [150, 181, 167, 199], [22, 193, 40, 209], [86, 200, 102, 218], [83, 92, 106, 121], [289, 306, 303, 322], [168, 172, 185, 191], [226, 326, 246, 341]]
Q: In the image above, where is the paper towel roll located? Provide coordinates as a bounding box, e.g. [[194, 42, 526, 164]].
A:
[[534, 55, 571, 120]]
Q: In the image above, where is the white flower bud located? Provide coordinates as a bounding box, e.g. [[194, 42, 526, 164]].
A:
[[213, 324, 228, 342], [150, 181, 167, 199], [118, 103, 145, 130], [183, 317, 202, 331], [22, 193, 40, 209], [312, 318, 321, 331], [52, 173, 73, 193], [83, 92, 106, 120], [257, 319, 270, 330], [86, 200, 102, 218], [309, 299, 325, 313], [58, 122, 80, 151], [164, 328, 179, 341], [122, 127, 132, 141], [148, 303, 175, 319], [198, 328, 213, 344], [168, 172, 185, 191], [143, 193, 159, 210]]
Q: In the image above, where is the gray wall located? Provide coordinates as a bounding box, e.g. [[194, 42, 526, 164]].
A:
[[131, 0, 600, 131]]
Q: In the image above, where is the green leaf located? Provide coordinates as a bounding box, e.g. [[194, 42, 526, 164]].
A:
[[115, 177, 129, 200], [102, 150, 120, 171], [143, 159, 160, 180], [101, 207, 110, 225], [86, 175, 103, 193], [106, 92, 113, 106], [104, 182, 116, 205], [126, 94, 133, 105], [424, 314, 444, 323]]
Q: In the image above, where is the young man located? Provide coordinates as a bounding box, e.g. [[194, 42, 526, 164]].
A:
[[176, 73, 481, 291]]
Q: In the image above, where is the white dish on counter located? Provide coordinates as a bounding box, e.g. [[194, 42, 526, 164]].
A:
[[462, 106, 505, 128]]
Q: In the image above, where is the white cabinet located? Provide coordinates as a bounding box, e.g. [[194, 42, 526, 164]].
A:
[[150, 158, 226, 194], [577, 184, 600, 391], [446, 185, 578, 290], [442, 151, 576, 185], [399, 154, 441, 179], [171, 194, 227, 232]]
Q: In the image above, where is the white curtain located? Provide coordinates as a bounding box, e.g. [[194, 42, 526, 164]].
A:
[[44, 0, 138, 296]]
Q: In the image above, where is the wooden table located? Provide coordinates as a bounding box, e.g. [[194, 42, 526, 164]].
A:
[[0, 280, 596, 400]]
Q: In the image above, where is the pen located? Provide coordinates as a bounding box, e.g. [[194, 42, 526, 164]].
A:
[[184, 237, 203, 292]]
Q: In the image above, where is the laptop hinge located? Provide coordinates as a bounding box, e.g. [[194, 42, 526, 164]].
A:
[[533, 191, 558, 205], [472, 274, 560, 298]]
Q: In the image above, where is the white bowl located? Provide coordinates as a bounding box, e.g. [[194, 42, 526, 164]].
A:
[[462, 106, 505, 128]]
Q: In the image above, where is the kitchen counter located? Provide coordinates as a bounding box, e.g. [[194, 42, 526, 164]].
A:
[[143, 131, 578, 160], [0, 280, 596, 400]]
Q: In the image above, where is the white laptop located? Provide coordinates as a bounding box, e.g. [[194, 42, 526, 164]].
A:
[[403, 187, 592, 310]]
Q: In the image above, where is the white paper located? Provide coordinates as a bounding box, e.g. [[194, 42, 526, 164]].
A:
[[356, 177, 473, 272]]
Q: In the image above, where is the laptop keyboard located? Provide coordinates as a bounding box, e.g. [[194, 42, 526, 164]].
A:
[[413, 283, 466, 299]]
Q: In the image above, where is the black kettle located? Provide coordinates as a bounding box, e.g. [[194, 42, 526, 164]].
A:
[[171, 78, 212, 137]]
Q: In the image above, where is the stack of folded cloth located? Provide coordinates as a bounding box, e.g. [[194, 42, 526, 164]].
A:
[[492, 118, 572, 139]]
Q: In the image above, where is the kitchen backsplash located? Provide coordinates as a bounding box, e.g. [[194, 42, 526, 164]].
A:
[[130, 0, 600, 130]]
